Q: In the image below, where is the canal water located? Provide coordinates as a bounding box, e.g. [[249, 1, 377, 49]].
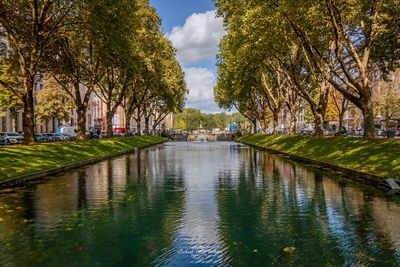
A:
[[1, 142, 400, 266]]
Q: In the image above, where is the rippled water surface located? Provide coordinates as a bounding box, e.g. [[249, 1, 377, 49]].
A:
[[1, 142, 400, 266]]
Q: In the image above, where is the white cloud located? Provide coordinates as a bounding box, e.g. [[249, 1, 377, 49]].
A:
[[168, 10, 225, 65], [185, 67, 215, 102], [184, 67, 224, 113]]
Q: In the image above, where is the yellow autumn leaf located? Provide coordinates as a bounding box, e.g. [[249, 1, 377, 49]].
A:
[[283, 247, 296, 254]]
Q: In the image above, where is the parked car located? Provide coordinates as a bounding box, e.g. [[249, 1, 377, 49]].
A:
[[385, 128, 397, 138], [58, 126, 78, 139], [100, 132, 109, 139], [0, 133, 6, 146], [34, 133, 47, 143], [42, 133, 56, 142], [59, 134, 71, 141], [3, 132, 24, 145], [49, 133, 64, 141], [355, 128, 364, 137], [277, 129, 288, 135], [114, 128, 126, 137], [88, 127, 101, 139]]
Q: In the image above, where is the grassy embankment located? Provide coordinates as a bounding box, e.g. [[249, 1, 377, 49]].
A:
[[237, 134, 400, 180], [0, 136, 167, 181]]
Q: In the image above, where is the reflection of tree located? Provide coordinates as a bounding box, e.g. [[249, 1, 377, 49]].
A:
[[0, 147, 186, 266], [216, 156, 266, 265], [321, 179, 398, 265], [75, 162, 186, 266], [216, 147, 400, 266]]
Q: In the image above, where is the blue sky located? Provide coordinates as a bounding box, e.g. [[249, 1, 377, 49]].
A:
[[150, 0, 216, 33], [149, 0, 226, 113]]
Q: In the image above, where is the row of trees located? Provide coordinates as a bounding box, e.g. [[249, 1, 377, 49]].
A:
[[214, 0, 400, 137], [173, 108, 246, 131], [0, 0, 186, 144]]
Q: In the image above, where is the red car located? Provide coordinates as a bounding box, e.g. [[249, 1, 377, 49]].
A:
[[113, 128, 126, 136]]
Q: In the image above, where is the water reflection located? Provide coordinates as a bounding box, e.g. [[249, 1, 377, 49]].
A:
[[0, 147, 185, 266], [0, 142, 399, 266], [217, 147, 400, 266]]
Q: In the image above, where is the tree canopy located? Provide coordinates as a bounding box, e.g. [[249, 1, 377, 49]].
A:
[[0, 0, 187, 141], [214, 0, 400, 137]]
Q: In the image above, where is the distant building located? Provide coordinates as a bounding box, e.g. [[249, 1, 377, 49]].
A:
[[0, 78, 170, 133]]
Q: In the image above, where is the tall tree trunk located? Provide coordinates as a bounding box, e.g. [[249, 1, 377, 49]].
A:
[[143, 109, 149, 135], [286, 91, 299, 135], [145, 116, 150, 135], [272, 111, 279, 134], [76, 107, 87, 141], [361, 99, 375, 138], [314, 83, 330, 137], [72, 81, 88, 141], [152, 122, 158, 133], [135, 108, 142, 136], [22, 76, 35, 145], [106, 108, 114, 137], [338, 111, 344, 132], [252, 120, 257, 134], [125, 110, 133, 137], [52, 118, 56, 133], [314, 113, 324, 137], [289, 111, 297, 135], [136, 118, 142, 136]]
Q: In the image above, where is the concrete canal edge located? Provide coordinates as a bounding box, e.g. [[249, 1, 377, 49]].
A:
[[238, 140, 391, 189], [0, 140, 167, 190]]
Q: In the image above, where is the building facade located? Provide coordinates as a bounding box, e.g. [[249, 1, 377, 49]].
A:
[[0, 79, 162, 134]]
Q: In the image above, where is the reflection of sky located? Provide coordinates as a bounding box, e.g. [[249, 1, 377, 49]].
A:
[[254, 152, 400, 264], [165, 143, 242, 265], [372, 199, 400, 254], [2, 143, 400, 266], [325, 205, 356, 257]]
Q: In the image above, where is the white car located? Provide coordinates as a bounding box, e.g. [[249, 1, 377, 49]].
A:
[[59, 126, 78, 139], [3, 132, 24, 145]]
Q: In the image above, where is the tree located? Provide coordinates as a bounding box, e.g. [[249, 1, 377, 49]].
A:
[[0, 0, 74, 144], [214, 0, 400, 137], [375, 70, 400, 127], [48, 0, 139, 139], [47, 0, 103, 140], [0, 58, 23, 131], [92, 0, 141, 137], [122, 2, 186, 136], [328, 88, 351, 131], [215, 1, 330, 135], [271, 0, 399, 137], [174, 108, 204, 131], [260, 67, 285, 134], [173, 109, 247, 131], [96, 67, 132, 136], [278, 46, 331, 136], [149, 37, 186, 133], [215, 26, 272, 134], [35, 76, 73, 130], [285, 89, 301, 135]]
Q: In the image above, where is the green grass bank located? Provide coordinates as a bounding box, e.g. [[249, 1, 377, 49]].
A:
[[0, 136, 167, 182], [237, 134, 400, 180]]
